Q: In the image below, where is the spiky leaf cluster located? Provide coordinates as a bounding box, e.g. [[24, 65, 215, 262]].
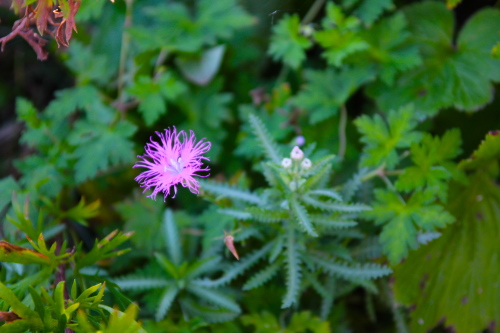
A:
[[202, 114, 391, 313]]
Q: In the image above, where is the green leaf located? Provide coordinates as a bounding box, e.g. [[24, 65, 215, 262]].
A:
[[355, 12, 421, 85], [366, 189, 455, 263], [246, 207, 288, 223], [290, 196, 318, 237], [268, 14, 312, 69], [354, 0, 394, 26], [396, 129, 462, 202], [115, 196, 164, 251], [162, 209, 182, 266], [248, 113, 283, 164], [129, 0, 253, 53], [201, 181, 263, 205], [368, 3, 500, 115], [243, 261, 281, 290], [65, 41, 114, 85], [156, 285, 179, 321], [68, 120, 136, 183], [315, 3, 369, 67], [115, 277, 170, 291], [355, 104, 422, 169], [458, 130, 500, 177], [187, 285, 240, 313], [282, 228, 301, 308], [0, 177, 19, 212], [393, 172, 500, 333], [195, 242, 273, 288], [309, 255, 392, 280], [293, 66, 375, 124]]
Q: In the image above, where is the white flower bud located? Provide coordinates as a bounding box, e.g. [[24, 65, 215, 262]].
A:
[[281, 158, 292, 169], [290, 146, 304, 161], [301, 158, 312, 170]]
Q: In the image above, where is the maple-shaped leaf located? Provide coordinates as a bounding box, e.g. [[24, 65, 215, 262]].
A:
[[127, 73, 186, 126], [352, 12, 421, 85], [128, 0, 253, 53], [355, 104, 422, 169], [268, 14, 312, 69], [353, 0, 394, 26], [366, 189, 454, 264], [315, 3, 369, 67], [68, 120, 137, 183], [293, 65, 375, 124], [367, 2, 500, 115], [395, 129, 463, 202]]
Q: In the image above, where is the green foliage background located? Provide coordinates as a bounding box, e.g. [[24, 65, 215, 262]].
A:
[[0, 0, 499, 332]]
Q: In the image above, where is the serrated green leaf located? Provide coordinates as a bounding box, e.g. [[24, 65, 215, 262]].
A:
[[68, 120, 136, 183], [268, 14, 312, 69], [396, 129, 462, 202], [368, 3, 500, 115], [243, 261, 281, 290], [309, 255, 392, 280], [354, 0, 394, 26], [366, 189, 455, 263], [458, 130, 500, 176], [248, 113, 283, 164], [290, 196, 317, 237], [282, 228, 301, 308], [201, 180, 262, 205], [355, 104, 422, 169], [156, 285, 179, 321]]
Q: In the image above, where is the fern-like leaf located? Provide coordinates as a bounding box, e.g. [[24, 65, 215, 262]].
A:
[[282, 228, 302, 308], [202, 181, 263, 205], [243, 260, 281, 290], [309, 255, 392, 280], [303, 195, 371, 213], [290, 196, 318, 237], [269, 235, 284, 263], [218, 209, 253, 220], [194, 242, 274, 288], [341, 167, 369, 202], [162, 209, 181, 265], [302, 160, 333, 191], [187, 285, 241, 313], [309, 215, 358, 229], [155, 285, 179, 321], [308, 189, 343, 201], [262, 162, 286, 191], [185, 257, 222, 279], [179, 298, 240, 323], [247, 207, 289, 223], [114, 277, 170, 291], [248, 113, 282, 164]]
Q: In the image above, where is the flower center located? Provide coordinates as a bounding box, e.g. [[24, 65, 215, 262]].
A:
[[164, 157, 184, 175]]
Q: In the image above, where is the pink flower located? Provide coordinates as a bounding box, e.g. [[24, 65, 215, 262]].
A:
[[134, 127, 211, 200]]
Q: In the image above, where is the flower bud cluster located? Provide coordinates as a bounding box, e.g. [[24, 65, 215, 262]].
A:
[[279, 146, 313, 192]]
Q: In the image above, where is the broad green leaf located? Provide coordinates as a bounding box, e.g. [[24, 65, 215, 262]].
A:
[[393, 172, 500, 333], [368, 3, 500, 115], [458, 130, 500, 177], [353, 0, 394, 26], [354, 12, 421, 85]]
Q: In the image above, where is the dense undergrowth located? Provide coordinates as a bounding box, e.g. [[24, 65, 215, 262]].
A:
[[0, 0, 499, 332]]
